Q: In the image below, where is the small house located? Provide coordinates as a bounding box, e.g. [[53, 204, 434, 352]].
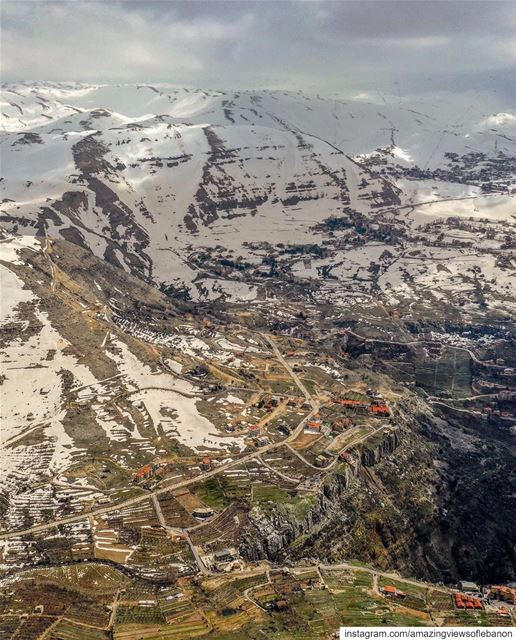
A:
[[381, 585, 405, 598], [133, 463, 154, 483], [200, 457, 212, 471]]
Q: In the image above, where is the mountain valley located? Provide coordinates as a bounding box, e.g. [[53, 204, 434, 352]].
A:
[[0, 83, 515, 637]]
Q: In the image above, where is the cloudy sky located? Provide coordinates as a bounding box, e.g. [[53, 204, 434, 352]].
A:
[[2, 0, 516, 99]]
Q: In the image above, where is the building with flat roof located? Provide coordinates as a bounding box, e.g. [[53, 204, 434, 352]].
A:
[[458, 580, 480, 593], [214, 548, 234, 563]]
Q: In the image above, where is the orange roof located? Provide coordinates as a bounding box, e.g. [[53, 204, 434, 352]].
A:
[[490, 586, 516, 603], [492, 586, 516, 594], [383, 585, 397, 594], [136, 464, 153, 477], [370, 404, 389, 413]]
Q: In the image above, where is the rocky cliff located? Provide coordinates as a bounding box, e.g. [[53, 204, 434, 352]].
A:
[[240, 469, 350, 562], [241, 401, 515, 583], [360, 427, 401, 467]]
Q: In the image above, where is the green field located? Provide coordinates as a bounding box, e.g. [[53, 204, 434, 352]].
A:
[[252, 484, 315, 520]]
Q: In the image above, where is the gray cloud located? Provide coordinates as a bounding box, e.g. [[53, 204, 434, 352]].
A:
[[1, 0, 515, 101]]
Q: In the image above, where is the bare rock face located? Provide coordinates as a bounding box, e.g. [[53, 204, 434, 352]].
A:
[[240, 404, 515, 584], [361, 427, 400, 467], [240, 471, 350, 562]]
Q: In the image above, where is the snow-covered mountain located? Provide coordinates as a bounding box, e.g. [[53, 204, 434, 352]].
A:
[[1, 83, 515, 311], [1, 84, 515, 586]]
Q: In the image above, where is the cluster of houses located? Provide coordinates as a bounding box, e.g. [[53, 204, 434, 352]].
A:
[[379, 579, 515, 617], [246, 423, 270, 447], [303, 413, 355, 436], [335, 395, 390, 417], [482, 401, 515, 420], [226, 393, 290, 443], [453, 581, 515, 616]]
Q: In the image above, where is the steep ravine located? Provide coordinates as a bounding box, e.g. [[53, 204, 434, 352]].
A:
[[241, 404, 515, 584]]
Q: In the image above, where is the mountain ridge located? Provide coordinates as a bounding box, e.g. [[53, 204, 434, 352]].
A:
[[2, 83, 515, 311]]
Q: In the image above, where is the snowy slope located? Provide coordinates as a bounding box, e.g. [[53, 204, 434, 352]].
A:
[[1, 83, 515, 308], [0, 233, 255, 531]]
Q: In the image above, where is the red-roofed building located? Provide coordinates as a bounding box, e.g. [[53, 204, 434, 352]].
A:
[[381, 585, 406, 598], [304, 420, 322, 434], [133, 463, 154, 483], [370, 404, 390, 416], [454, 594, 484, 610], [201, 457, 212, 471], [490, 586, 516, 605]]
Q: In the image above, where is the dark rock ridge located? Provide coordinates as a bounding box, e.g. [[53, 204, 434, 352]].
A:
[[240, 471, 349, 562], [241, 404, 515, 584], [361, 427, 401, 467]]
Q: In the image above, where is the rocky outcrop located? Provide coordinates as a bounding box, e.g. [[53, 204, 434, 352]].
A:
[[241, 401, 515, 584], [361, 427, 400, 467], [240, 470, 349, 562]]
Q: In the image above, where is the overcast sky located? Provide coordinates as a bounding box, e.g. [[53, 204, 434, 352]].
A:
[[2, 0, 516, 100]]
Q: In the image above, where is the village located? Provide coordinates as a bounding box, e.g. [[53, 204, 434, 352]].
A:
[[0, 228, 514, 639], [0, 558, 513, 639], [1, 321, 514, 638]]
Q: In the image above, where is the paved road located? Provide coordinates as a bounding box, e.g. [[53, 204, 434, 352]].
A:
[[152, 494, 209, 575], [243, 573, 271, 612], [240, 561, 450, 609], [262, 334, 318, 408], [256, 455, 302, 485], [184, 532, 209, 575], [0, 404, 321, 541], [285, 442, 333, 471], [429, 400, 483, 417], [286, 425, 385, 471], [318, 562, 450, 594], [0, 322, 322, 542]]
